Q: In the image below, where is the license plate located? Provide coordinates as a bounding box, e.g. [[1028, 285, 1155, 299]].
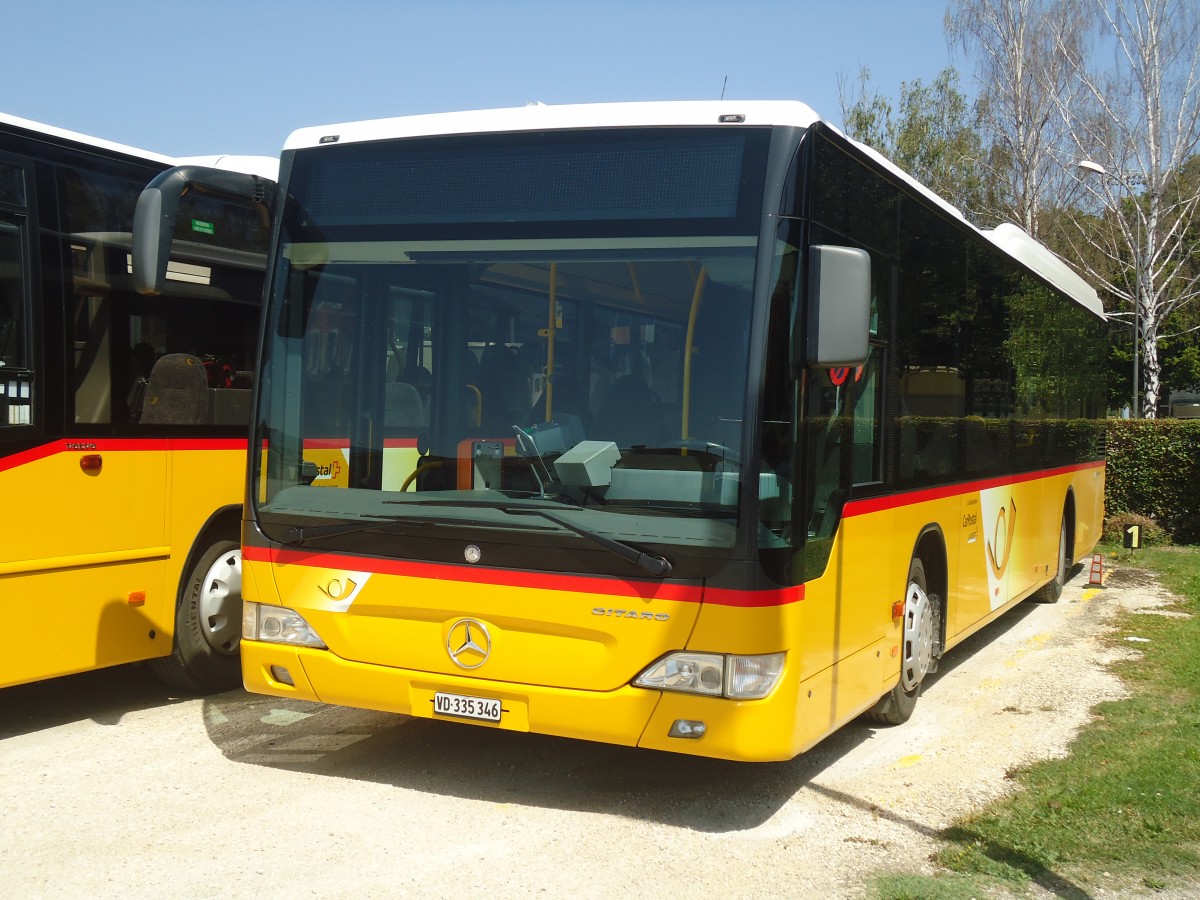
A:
[[433, 692, 502, 723]]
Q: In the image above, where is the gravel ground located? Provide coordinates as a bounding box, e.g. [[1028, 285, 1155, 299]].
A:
[[0, 560, 1192, 899]]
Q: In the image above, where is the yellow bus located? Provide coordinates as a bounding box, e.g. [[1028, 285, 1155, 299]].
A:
[[0, 113, 274, 692], [136, 102, 1107, 760]]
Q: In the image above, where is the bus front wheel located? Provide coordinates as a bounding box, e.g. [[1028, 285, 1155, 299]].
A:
[[149, 538, 243, 693], [867, 557, 938, 726]]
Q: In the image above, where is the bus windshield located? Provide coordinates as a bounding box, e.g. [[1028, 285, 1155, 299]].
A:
[[253, 128, 771, 575]]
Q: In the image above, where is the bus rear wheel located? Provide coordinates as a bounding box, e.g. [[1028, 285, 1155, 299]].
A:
[[1032, 516, 1068, 603], [149, 538, 243, 693], [867, 557, 937, 726]]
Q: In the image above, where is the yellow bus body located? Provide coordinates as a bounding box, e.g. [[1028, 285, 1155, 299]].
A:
[[0, 437, 245, 687], [242, 462, 1102, 762]]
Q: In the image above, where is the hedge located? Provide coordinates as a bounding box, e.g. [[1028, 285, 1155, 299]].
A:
[[1104, 419, 1200, 545]]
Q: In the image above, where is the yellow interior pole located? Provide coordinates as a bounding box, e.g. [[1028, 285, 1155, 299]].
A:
[[681, 267, 708, 443], [626, 262, 645, 305], [545, 263, 557, 422]]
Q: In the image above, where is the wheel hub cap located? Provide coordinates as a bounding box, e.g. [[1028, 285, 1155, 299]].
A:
[[198, 548, 242, 655], [901, 578, 934, 692]]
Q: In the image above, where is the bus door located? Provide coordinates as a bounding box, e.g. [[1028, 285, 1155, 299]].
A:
[[69, 271, 170, 560], [62, 247, 172, 683]]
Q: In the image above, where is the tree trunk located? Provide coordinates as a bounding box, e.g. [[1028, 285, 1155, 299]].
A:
[[1140, 313, 1159, 418]]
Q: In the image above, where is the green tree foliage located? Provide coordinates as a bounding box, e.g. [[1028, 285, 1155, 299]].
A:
[[838, 66, 984, 219], [836, 65, 894, 154], [893, 69, 986, 217]]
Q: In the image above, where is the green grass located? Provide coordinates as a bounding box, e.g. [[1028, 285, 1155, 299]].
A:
[[869, 872, 984, 900], [870, 544, 1200, 899]]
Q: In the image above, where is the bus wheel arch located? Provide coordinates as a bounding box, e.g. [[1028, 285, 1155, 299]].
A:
[[866, 527, 946, 726], [148, 506, 243, 693]]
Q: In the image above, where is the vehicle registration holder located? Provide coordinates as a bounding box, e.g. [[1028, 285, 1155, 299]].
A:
[[433, 691, 502, 723]]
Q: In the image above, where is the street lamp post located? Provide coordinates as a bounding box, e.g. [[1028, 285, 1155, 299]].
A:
[[1078, 159, 1143, 418]]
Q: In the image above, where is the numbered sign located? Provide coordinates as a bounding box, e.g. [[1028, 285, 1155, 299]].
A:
[[1124, 524, 1141, 550]]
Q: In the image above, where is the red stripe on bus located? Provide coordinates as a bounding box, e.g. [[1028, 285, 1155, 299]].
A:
[[703, 585, 804, 607], [302, 438, 420, 449], [843, 461, 1105, 518], [243, 544, 804, 607], [0, 438, 247, 473]]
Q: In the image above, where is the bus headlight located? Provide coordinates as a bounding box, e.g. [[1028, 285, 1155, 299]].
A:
[[633, 652, 784, 700], [242, 602, 327, 648]]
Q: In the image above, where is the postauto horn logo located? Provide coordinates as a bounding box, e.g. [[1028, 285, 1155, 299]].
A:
[[987, 498, 1017, 580]]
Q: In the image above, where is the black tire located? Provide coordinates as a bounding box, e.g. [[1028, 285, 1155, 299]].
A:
[[867, 557, 938, 726], [149, 538, 243, 693], [1032, 516, 1068, 604]]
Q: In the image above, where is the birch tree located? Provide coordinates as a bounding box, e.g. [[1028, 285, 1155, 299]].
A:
[[1057, 0, 1200, 417], [946, 0, 1088, 238]]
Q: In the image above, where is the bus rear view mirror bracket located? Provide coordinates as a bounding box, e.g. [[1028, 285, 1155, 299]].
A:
[[800, 244, 871, 370], [133, 165, 277, 296]]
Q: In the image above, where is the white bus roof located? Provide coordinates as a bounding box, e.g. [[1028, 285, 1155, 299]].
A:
[[0, 111, 173, 165], [1, 112, 279, 181], [984, 223, 1103, 317], [283, 100, 1101, 318], [283, 100, 823, 150]]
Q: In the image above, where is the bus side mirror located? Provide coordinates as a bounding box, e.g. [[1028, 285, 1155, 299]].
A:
[[801, 245, 871, 369], [133, 165, 276, 296]]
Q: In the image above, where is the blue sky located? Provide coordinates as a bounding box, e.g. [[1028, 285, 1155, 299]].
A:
[[5, 1, 959, 159]]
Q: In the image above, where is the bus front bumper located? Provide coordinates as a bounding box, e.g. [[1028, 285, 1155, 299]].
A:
[[241, 640, 813, 762]]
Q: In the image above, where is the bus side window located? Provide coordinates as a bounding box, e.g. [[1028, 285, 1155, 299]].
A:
[[70, 289, 112, 425], [126, 317, 165, 423], [0, 222, 22, 364], [0, 210, 33, 428], [806, 352, 882, 539]]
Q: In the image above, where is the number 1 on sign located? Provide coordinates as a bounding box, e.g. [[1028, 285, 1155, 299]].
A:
[[1124, 524, 1141, 550]]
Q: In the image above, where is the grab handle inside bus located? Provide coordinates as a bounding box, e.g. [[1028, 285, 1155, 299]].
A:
[[803, 244, 871, 369], [132, 165, 277, 296]]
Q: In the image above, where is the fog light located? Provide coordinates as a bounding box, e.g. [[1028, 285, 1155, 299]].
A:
[[270, 665, 295, 686], [726, 652, 785, 699], [242, 601, 326, 648], [668, 719, 707, 739]]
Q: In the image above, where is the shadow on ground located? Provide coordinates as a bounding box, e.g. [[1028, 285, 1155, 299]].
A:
[[0, 662, 187, 738], [193, 586, 1065, 834]]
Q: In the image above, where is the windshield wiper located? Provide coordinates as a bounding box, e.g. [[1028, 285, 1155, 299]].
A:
[[392, 498, 673, 577], [503, 505, 673, 577], [599, 500, 738, 519]]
